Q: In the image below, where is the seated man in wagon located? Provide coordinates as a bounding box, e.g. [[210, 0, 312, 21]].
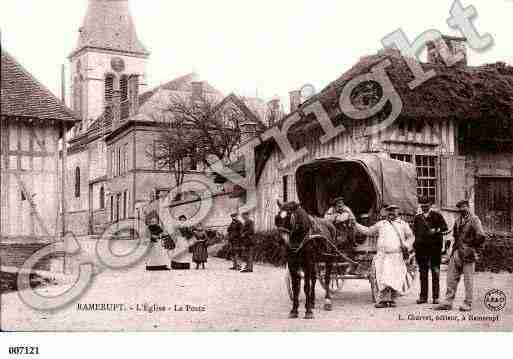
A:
[[324, 196, 360, 273]]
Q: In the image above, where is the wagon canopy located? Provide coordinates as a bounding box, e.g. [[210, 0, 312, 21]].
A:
[[295, 154, 418, 218]]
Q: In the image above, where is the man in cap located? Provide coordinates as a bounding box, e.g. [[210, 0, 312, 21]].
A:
[[413, 199, 448, 304], [227, 212, 243, 270], [435, 200, 486, 312], [354, 204, 414, 308], [324, 196, 355, 225], [325, 196, 358, 273], [240, 211, 256, 273]]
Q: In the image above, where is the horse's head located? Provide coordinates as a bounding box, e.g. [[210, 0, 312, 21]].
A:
[[275, 200, 310, 247]]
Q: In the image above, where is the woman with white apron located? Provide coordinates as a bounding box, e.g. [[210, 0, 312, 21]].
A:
[[145, 217, 171, 271]]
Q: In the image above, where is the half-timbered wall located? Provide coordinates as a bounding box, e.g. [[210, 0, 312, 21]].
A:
[[0, 117, 61, 241]]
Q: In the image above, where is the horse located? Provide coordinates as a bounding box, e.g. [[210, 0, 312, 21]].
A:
[[275, 200, 344, 319]]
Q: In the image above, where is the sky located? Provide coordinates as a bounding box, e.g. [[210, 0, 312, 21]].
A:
[[1, 0, 512, 107]]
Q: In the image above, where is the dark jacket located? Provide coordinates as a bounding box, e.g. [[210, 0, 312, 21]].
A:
[[191, 230, 208, 263], [227, 219, 243, 245], [413, 210, 448, 254], [241, 219, 255, 247], [148, 223, 164, 243], [452, 213, 486, 262]]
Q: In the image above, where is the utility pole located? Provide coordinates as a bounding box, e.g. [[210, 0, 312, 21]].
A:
[[60, 66, 68, 273]]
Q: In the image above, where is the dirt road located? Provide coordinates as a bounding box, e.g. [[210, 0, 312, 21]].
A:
[[1, 255, 511, 331]]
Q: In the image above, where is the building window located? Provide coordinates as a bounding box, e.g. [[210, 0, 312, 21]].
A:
[[241, 123, 258, 142], [123, 191, 127, 219], [120, 75, 129, 102], [21, 191, 26, 201], [129, 75, 139, 104], [282, 175, 289, 203], [110, 149, 115, 177], [74, 167, 81, 198], [117, 147, 121, 176], [390, 153, 413, 163], [187, 156, 198, 171], [116, 193, 121, 222], [120, 76, 130, 119], [99, 186, 105, 209], [415, 120, 425, 133], [416, 155, 437, 203], [105, 74, 114, 104], [124, 143, 129, 173], [391, 153, 438, 204], [110, 195, 114, 222]]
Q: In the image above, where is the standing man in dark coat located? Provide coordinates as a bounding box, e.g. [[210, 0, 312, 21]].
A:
[[413, 199, 448, 304], [227, 213, 243, 270], [435, 200, 486, 312], [240, 211, 255, 273]]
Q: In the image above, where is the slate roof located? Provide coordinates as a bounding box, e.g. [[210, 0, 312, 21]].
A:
[[1, 50, 79, 124], [215, 93, 267, 130], [138, 73, 222, 106], [70, 0, 149, 58]]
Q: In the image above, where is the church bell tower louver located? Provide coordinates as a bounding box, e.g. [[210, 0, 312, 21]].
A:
[[69, 0, 150, 131]]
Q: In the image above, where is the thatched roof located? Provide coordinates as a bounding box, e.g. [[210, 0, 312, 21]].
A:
[[274, 50, 513, 138], [327, 51, 513, 120]]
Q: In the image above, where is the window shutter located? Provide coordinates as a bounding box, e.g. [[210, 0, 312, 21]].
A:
[[441, 155, 466, 208]]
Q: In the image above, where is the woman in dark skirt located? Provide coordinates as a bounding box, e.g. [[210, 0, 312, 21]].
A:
[[146, 216, 171, 271], [191, 224, 208, 269]]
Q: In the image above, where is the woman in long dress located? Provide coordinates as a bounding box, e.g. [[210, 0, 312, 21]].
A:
[[146, 217, 171, 271], [191, 224, 209, 269], [168, 215, 193, 269]]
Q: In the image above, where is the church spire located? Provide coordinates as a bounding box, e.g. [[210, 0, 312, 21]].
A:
[[69, 0, 149, 58]]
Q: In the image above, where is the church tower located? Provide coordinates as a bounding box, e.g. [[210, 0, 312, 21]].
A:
[[69, 0, 149, 131]]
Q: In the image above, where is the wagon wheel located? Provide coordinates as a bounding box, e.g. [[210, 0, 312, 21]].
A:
[[368, 260, 379, 303], [316, 263, 344, 294]]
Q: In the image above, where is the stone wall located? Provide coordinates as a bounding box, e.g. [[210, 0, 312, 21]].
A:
[[0, 242, 63, 271]]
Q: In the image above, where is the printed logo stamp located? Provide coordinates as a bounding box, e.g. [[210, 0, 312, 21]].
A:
[[484, 289, 506, 312]]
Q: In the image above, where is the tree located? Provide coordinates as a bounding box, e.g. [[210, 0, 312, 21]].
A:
[[147, 92, 248, 199]]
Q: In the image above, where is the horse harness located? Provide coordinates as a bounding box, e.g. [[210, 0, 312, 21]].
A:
[[286, 212, 358, 265]]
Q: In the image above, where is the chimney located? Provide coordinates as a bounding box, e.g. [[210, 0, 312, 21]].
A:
[[267, 98, 282, 127], [191, 81, 204, 102], [289, 90, 301, 113], [427, 35, 467, 67]]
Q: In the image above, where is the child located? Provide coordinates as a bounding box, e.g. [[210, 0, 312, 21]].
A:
[[191, 224, 208, 269]]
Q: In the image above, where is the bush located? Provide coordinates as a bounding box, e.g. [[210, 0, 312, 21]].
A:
[[475, 232, 513, 273], [215, 230, 287, 267], [0, 271, 55, 294], [215, 230, 513, 272]]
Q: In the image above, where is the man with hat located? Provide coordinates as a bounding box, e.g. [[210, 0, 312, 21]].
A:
[[227, 212, 243, 270], [325, 196, 358, 273], [324, 196, 355, 225], [354, 204, 414, 308], [240, 211, 255, 273], [413, 199, 448, 304], [435, 199, 486, 312]]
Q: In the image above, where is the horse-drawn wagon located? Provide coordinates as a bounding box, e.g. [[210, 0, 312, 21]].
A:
[[276, 154, 418, 317]]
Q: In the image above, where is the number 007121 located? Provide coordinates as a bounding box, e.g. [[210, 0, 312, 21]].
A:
[[8, 346, 39, 355]]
